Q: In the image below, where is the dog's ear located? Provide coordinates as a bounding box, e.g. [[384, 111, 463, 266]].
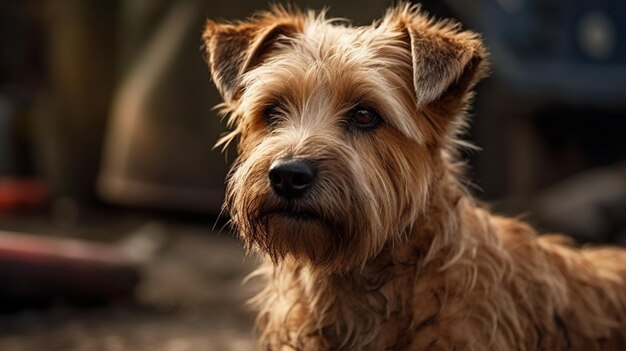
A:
[[203, 12, 303, 102], [385, 5, 488, 110], [408, 24, 486, 109]]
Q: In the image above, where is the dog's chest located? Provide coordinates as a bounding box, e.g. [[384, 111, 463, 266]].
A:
[[264, 265, 417, 350]]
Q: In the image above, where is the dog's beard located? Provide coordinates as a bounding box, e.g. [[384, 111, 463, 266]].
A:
[[227, 170, 379, 272], [265, 210, 349, 268]]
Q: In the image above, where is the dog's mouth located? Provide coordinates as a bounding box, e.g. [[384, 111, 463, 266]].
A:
[[249, 200, 352, 267], [256, 201, 343, 233], [262, 208, 321, 222], [257, 200, 328, 224]]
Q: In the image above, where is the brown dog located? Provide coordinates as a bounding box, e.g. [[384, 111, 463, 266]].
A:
[[203, 4, 626, 350]]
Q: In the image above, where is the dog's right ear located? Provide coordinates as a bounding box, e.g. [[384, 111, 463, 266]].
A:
[[203, 11, 303, 103]]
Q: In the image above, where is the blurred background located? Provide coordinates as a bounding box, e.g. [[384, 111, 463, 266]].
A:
[[0, 0, 625, 350]]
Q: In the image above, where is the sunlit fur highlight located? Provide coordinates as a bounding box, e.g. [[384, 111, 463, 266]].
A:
[[204, 3, 626, 350]]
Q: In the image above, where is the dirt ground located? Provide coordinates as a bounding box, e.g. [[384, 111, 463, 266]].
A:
[[0, 209, 259, 351]]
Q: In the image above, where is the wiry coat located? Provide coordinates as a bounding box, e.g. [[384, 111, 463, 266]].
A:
[[203, 4, 626, 350]]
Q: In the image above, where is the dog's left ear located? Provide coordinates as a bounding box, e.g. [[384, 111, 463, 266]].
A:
[[385, 6, 488, 110], [203, 12, 303, 103]]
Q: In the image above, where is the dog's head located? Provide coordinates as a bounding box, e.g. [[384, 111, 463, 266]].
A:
[[203, 4, 487, 272]]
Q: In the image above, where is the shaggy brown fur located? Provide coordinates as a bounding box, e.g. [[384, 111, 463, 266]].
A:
[[202, 4, 626, 350]]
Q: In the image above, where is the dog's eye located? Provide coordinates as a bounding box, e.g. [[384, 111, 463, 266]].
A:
[[348, 107, 381, 129]]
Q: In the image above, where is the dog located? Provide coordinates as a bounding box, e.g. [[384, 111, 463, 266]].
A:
[[202, 4, 626, 350]]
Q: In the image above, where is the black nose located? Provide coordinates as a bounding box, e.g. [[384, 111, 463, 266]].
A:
[[268, 159, 317, 199]]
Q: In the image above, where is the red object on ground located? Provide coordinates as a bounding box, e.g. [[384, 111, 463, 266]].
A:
[[0, 231, 140, 302], [0, 178, 48, 212]]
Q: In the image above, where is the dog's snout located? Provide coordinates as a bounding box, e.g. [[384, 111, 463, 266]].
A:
[[268, 159, 317, 199]]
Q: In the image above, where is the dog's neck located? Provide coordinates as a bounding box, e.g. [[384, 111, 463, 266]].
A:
[[294, 173, 471, 340]]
